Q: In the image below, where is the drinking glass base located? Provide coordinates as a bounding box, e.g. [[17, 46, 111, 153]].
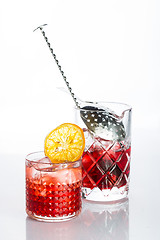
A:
[[82, 185, 129, 203], [26, 209, 81, 222]]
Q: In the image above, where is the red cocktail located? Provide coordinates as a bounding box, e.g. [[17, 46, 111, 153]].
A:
[[26, 152, 82, 222], [75, 101, 132, 202], [82, 129, 131, 201]]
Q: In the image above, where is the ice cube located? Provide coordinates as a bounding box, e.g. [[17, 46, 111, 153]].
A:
[[53, 167, 82, 185], [32, 157, 53, 172], [83, 128, 94, 151]]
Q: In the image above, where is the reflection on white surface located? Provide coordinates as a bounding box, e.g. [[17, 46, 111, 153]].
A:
[[26, 216, 79, 240], [81, 198, 129, 240], [26, 198, 129, 240]]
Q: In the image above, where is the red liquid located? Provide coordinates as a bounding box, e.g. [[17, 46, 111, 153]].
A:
[[26, 161, 82, 219], [82, 139, 131, 190], [26, 179, 82, 218]]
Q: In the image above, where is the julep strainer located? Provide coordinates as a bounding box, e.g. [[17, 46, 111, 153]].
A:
[[34, 24, 126, 141]]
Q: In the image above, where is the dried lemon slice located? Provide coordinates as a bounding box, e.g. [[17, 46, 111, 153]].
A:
[[44, 123, 85, 163]]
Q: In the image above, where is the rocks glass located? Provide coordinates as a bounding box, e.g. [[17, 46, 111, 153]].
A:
[[25, 151, 82, 222]]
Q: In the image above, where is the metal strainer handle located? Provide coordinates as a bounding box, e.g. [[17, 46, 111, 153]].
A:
[[34, 24, 80, 108]]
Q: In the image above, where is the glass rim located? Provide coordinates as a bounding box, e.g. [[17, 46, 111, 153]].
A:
[[75, 101, 132, 112], [25, 151, 82, 165]]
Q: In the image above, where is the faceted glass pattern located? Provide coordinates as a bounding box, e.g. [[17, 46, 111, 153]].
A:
[[25, 152, 82, 222], [82, 130, 131, 201], [75, 101, 132, 202]]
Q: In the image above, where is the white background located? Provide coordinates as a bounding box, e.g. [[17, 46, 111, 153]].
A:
[[0, 1, 160, 240]]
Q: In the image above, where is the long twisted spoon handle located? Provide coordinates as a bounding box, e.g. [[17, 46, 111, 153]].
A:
[[34, 24, 80, 108]]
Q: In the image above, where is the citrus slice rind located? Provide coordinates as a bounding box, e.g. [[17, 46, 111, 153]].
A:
[[44, 123, 85, 163]]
